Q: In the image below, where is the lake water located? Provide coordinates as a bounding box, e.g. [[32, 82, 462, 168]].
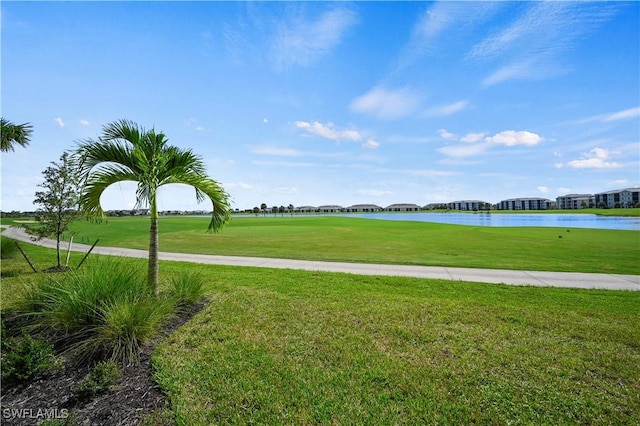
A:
[[334, 212, 640, 231]]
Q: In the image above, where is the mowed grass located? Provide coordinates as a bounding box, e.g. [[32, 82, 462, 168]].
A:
[[2, 239, 639, 424], [25, 214, 640, 274], [153, 262, 640, 425]]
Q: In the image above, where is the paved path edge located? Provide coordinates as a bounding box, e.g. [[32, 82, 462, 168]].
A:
[[2, 226, 638, 291]]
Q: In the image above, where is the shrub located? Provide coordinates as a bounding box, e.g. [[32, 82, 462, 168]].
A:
[[76, 360, 120, 399], [17, 258, 175, 365], [1, 331, 59, 387], [166, 270, 206, 308], [38, 412, 77, 426], [1, 236, 19, 259]]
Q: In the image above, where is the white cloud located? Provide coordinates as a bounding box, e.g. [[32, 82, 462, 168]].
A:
[[273, 6, 357, 70], [602, 107, 640, 122], [406, 169, 457, 177], [398, 2, 500, 68], [566, 147, 622, 169], [578, 106, 640, 124], [226, 182, 254, 190], [362, 139, 380, 150], [471, 2, 619, 85], [537, 186, 549, 193], [54, 117, 65, 128], [274, 186, 299, 194], [295, 121, 362, 142], [425, 100, 468, 116], [350, 87, 420, 119], [485, 130, 543, 146], [437, 129, 457, 140], [252, 160, 320, 168], [437, 129, 542, 159], [263, 118, 269, 123], [482, 58, 544, 86], [252, 146, 302, 157], [79, 119, 90, 126], [460, 132, 485, 143], [185, 119, 205, 131], [438, 143, 488, 158]]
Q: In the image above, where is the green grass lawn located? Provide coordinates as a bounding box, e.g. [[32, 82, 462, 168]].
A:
[[10, 214, 639, 274], [156, 262, 640, 425], [1, 238, 639, 424]]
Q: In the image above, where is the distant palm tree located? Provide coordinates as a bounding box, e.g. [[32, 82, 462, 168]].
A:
[[260, 203, 267, 216], [288, 204, 294, 216], [1, 118, 33, 152], [76, 119, 230, 293]]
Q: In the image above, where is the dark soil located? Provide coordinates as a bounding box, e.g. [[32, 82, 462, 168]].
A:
[[1, 303, 205, 425]]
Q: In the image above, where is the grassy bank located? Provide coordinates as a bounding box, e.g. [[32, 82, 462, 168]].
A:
[[10, 215, 639, 274], [2, 240, 639, 425]]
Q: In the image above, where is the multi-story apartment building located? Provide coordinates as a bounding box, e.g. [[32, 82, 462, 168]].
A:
[[498, 198, 555, 211], [556, 194, 594, 209], [446, 200, 491, 211], [595, 188, 640, 208]]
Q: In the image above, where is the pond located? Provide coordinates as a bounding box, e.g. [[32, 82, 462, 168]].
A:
[[336, 212, 640, 231]]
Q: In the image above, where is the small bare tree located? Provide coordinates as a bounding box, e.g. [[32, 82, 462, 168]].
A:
[[34, 152, 81, 270]]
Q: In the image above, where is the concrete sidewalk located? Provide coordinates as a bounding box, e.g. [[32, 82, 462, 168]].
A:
[[2, 226, 638, 291]]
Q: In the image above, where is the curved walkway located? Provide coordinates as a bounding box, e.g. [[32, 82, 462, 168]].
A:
[[2, 226, 638, 291]]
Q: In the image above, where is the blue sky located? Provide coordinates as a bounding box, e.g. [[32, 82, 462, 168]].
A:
[[2, 1, 639, 212]]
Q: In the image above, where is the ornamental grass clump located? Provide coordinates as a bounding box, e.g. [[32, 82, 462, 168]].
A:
[[1, 235, 19, 259], [166, 270, 206, 309], [17, 258, 176, 365]]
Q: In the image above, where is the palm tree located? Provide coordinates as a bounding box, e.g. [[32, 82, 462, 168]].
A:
[[1, 118, 33, 152], [76, 119, 230, 293]]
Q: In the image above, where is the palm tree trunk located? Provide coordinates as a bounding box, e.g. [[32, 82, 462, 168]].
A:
[[148, 201, 159, 294]]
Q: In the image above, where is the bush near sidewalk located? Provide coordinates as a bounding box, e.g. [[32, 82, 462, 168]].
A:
[[14, 257, 203, 366]]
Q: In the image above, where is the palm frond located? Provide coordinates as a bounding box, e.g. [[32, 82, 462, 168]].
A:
[[80, 167, 139, 218], [1, 118, 33, 152], [164, 173, 231, 232], [76, 138, 138, 178], [100, 119, 143, 144]]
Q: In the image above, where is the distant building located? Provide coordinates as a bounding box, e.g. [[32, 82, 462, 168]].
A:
[[384, 203, 421, 212], [556, 194, 594, 209], [447, 200, 490, 211], [424, 203, 446, 210], [296, 206, 317, 213], [595, 188, 640, 208], [317, 205, 343, 213], [498, 198, 555, 211], [344, 204, 383, 213]]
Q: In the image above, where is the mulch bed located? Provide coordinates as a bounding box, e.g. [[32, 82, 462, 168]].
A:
[[1, 303, 205, 425]]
